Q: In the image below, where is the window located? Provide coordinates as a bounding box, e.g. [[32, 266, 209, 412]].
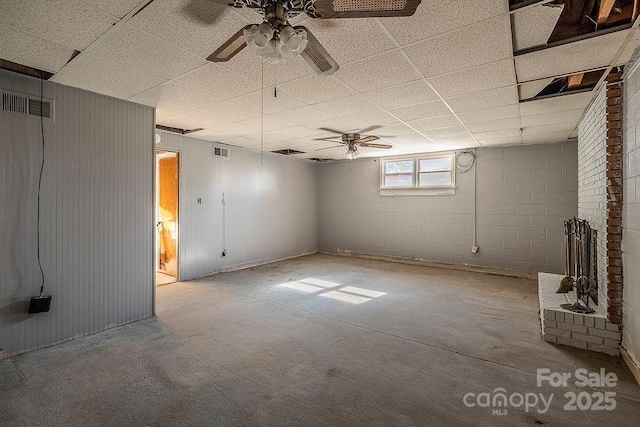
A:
[[380, 154, 455, 196], [418, 157, 453, 187]]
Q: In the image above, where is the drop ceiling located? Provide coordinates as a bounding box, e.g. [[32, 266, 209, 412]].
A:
[[1, 0, 639, 160]]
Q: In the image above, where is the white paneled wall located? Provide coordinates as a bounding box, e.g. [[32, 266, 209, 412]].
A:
[[0, 70, 154, 359], [317, 142, 578, 274], [156, 133, 317, 281], [623, 58, 640, 372]]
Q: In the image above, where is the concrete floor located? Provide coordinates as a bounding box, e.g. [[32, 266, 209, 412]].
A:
[[1, 253, 639, 426]]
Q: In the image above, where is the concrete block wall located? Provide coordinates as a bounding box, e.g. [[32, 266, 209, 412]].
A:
[[577, 84, 608, 306], [623, 59, 640, 373], [317, 142, 578, 274]]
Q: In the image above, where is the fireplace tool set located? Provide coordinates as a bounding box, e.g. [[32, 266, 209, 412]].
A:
[[556, 217, 598, 314]]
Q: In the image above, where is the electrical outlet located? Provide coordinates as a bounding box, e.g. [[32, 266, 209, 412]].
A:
[[472, 245, 479, 254], [197, 198, 202, 204], [222, 249, 227, 257]]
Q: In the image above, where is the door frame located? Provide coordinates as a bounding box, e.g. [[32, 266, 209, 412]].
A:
[[155, 149, 180, 282]]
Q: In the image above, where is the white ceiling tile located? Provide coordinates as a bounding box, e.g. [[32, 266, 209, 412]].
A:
[[515, 29, 630, 82], [217, 136, 261, 148], [457, 104, 520, 124], [519, 78, 554, 100], [0, 23, 75, 73], [403, 15, 512, 78], [363, 80, 439, 109], [512, 3, 564, 51], [389, 100, 452, 121], [51, 53, 165, 99], [466, 118, 522, 133], [128, 0, 252, 58], [519, 92, 593, 116], [155, 103, 190, 121], [313, 95, 380, 117], [271, 105, 337, 125], [219, 49, 313, 83], [520, 109, 585, 127], [423, 126, 472, 139], [172, 64, 261, 99], [90, 23, 207, 81], [617, 28, 640, 65], [130, 82, 220, 110], [380, 0, 507, 46], [522, 131, 572, 144], [335, 50, 422, 92], [84, 0, 141, 18], [375, 122, 421, 136], [339, 110, 400, 130], [479, 137, 524, 146], [522, 123, 577, 136], [303, 18, 397, 65], [474, 128, 523, 139], [427, 59, 516, 98], [0, 0, 117, 50], [445, 85, 519, 113], [239, 89, 309, 115], [277, 75, 356, 105], [406, 115, 461, 132]]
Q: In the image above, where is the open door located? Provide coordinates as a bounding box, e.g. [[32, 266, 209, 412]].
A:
[[156, 150, 179, 285]]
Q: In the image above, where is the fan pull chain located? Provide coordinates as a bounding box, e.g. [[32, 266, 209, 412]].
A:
[[261, 55, 264, 165], [274, 62, 277, 98]]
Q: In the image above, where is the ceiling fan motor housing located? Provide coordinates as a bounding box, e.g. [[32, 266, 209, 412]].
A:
[[342, 133, 360, 142]]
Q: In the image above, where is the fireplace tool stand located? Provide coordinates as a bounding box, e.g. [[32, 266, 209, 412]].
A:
[[560, 218, 595, 314]]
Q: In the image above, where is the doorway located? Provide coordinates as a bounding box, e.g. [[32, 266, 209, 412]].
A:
[[156, 150, 179, 285]]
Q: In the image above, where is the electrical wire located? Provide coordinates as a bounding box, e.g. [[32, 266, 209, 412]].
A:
[[37, 74, 46, 296], [455, 150, 476, 173]]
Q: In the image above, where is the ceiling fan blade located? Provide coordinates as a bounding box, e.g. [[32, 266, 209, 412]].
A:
[[358, 125, 382, 134], [356, 135, 380, 144], [309, 0, 422, 18], [294, 26, 340, 76], [315, 144, 345, 151], [358, 142, 393, 149], [206, 25, 251, 62], [313, 136, 343, 141], [318, 127, 345, 135]]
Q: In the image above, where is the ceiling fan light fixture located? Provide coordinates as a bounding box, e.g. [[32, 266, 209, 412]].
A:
[[345, 145, 359, 160]]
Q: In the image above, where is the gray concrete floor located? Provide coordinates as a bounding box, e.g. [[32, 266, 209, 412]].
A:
[[1, 253, 640, 426]]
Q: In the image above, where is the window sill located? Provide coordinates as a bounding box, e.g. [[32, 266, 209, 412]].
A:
[[379, 187, 456, 196]]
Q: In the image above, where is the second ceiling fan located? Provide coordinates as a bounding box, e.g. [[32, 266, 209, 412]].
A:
[[206, 0, 422, 76]]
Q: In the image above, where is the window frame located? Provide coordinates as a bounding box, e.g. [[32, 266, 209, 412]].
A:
[[379, 153, 456, 196]]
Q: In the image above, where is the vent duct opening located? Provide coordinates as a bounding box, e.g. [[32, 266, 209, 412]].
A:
[[1, 89, 54, 120], [213, 146, 229, 158]]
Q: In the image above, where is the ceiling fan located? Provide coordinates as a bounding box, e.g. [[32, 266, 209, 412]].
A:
[[206, 0, 422, 76], [314, 126, 392, 159]]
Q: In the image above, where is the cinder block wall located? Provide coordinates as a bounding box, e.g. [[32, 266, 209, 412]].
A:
[[623, 59, 640, 371], [577, 84, 608, 307], [317, 142, 578, 274]]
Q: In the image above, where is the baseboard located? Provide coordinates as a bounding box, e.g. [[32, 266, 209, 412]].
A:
[[220, 250, 318, 273], [621, 345, 640, 385], [318, 249, 537, 280]]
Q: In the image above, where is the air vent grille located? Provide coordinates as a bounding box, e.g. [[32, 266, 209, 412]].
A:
[[213, 146, 229, 158], [1, 89, 54, 120]]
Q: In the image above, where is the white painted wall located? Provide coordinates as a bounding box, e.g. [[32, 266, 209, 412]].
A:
[[317, 142, 578, 274], [156, 132, 317, 281], [623, 58, 640, 370], [577, 84, 608, 305], [0, 70, 155, 359]]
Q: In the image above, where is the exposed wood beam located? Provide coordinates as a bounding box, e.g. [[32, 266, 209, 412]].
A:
[[598, 0, 617, 25], [568, 72, 585, 87]]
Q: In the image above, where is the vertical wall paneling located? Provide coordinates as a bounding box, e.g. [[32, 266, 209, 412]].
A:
[[156, 133, 317, 281], [0, 69, 154, 359]]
